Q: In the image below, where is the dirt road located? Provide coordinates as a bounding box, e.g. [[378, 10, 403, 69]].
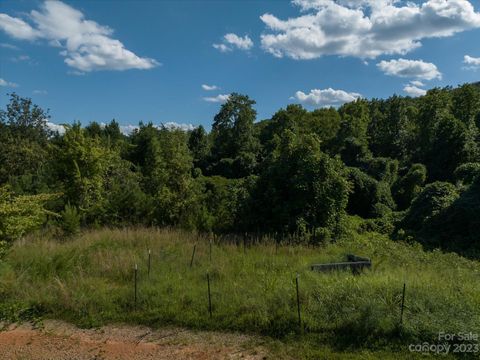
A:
[[0, 320, 270, 360]]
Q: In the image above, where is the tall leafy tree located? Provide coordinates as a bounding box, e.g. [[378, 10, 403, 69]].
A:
[[209, 93, 260, 177], [335, 99, 371, 165], [250, 130, 349, 236], [0, 94, 52, 189], [188, 125, 209, 171]]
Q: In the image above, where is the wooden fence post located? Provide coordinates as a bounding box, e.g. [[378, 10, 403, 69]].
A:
[[207, 272, 212, 318], [400, 282, 406, 325], [190, 244, 196, 268], [134, 263, 138, 310], [147, 249, 151, 278], [296, 273, 302, 332]]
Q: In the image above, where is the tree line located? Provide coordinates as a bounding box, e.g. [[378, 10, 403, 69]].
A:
[[1, 84, 479, 255]]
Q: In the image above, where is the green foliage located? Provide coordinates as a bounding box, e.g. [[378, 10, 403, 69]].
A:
[[60, 203, 80, 236], [209, 93, 260, 177], [361, 157, 399, 185], [335, 99, 371, 165], [49, 123, 110, 221], [426, 113, 479, 181], [454, 162, 480, 185], [346, 168, 395, 218], [0, 186, 58, 242], [0, 93, 51, 186], [393, 163, 427, 210], [188, 125, 209, 170], [401, 182, 459, 233], [1, 85, 480, 250], [368, 96, 418, 163], [192, 175, 255, 233], [427, 176, 480, 253], [0, 92, 51, 141], [259, 105, 340, 157], [251, 131, 349, 234]]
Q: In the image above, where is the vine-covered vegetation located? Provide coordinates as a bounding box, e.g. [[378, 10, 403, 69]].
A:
[[1, 83, 479, 256]]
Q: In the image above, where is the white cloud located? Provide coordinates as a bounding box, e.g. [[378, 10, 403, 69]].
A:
[[0, 13, 40, 40], [224, 33, 253, 50], [213, 33, 253, 52], [119, 122, 195, 135], [33, 89, 48, 95], [0, 1, 159, 72], [403, 84, 427, 97], [377, 58, 441, 80], [293, 88, 361, 107], [410, 80, 425, 87], [203, 94, 231, 103], [464, 55, 480, 70], [212, 43, 231, 53], [163, 122, 196, 131], [202, 84, 218, 91], [260, 0, 480, 59], [46, 122, 66, 134], [119, 124, 138, 135], [0, 78, 18, 87]]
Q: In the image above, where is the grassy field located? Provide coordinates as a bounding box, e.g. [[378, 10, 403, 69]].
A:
[[0, 224, 479, 359]]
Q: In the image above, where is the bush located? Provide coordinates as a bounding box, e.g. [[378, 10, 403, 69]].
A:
[[454, 162, 480, 185], [393, 164, 427, 210], [361, 157, 399, 186], [250, 132, 349, 235], [60, 203, 81, 236], [0, 186, 59, 242], [429, 176, 480, 252], [401, 181, 459, 233], [347, 168, 395, 218]]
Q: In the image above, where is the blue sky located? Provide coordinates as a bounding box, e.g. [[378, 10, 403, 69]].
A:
[[1, 0, 479, 132]]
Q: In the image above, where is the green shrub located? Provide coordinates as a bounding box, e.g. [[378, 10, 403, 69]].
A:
[[347, 168, 395, 218], [361, 157, 399, 186], [429, 176, 480, 252], [393, 163, 427, 210], [0, 186, 59, 242], [60, 203, 81, 235], [401, 181, 459, 233], [454, 162, 480, 185]]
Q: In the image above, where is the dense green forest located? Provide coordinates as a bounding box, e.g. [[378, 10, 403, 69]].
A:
[[1, 83, 480, 256]]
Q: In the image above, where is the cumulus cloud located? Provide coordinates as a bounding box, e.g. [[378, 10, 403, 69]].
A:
[[293, 88, 361, 107], [260, 0, 480, 59], [0, 78, 18, 87], [202, 84, 218, 91], [46, 122, 66, 134], [0, 1, 159, 72], [464, 55, 480, 70], [0, 14, 40, 40], [203, 94, 231, 103], [163, 122, 195, 131], [464, 55, 480, 65], [33, 89, 48, 95], [213, 33, 253, 52], [377, 59, 441, 80], [404, 84, 427, 97]]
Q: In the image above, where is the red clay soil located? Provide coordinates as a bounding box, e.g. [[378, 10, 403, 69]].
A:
[[0, 320, 269, 360]]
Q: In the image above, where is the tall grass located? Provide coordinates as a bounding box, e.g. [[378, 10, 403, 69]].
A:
[[0, 226, 479, 355]]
